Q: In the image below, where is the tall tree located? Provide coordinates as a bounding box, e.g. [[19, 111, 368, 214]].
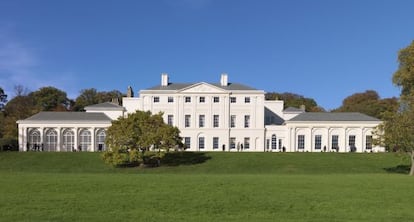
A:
[[72, 88, 124, 111], [29, 86, 71, 111], [377, 40, 414, 175], [265, 92, 324, 112], [333, 90, 398, 119], [0, 87, 7, 111]]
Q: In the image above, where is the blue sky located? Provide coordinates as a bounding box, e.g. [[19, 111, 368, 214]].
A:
[[1, 0, 414, 110]]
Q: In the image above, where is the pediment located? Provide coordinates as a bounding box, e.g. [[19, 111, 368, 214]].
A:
[[179, 82, 226, 93]]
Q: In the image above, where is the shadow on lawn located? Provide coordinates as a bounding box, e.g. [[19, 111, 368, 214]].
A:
[[161, 152, 211, 166], [384, 165, 410, 174]]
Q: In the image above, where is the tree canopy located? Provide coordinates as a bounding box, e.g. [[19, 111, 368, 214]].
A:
[[377, 40, 414, 175], [0, 87, 7, 110], [332, 90, 398, 120], [265, 92, 324, 112], [103, 110, 183, 167], [29, 86, 72, 111], [72, 88, 124, 111]]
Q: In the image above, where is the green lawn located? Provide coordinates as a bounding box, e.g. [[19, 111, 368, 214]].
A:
[[0, 152, 413, 222]]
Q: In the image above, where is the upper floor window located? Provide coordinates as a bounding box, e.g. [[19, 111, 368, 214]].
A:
[[199, 115, 205, 128], [185, 115, 191, 128], [244, 115, 250, 128], [230, 97, 236, 103], [245, 97, 250, 103], [213, 97, 220, 103], [153, 96, 160, 103], [230, 115, 236, 128], [185, 96, 191, 103], [168, 97, 174, 103], [199, 97, 205, 103], [213, 115, 219, 128]]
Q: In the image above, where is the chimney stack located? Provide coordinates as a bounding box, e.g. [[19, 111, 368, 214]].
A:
[[161, 73, 169, 86], [220, 73, 228, 86]]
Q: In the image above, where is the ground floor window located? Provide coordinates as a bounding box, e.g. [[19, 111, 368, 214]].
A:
[[62, 129, 74, 152], [28, 129, 41, 151], [79, 129, 91, 151], [349, 135, 356, 152], [184, 137, 191, 149], [366, 135, 372, 150], [298, 135, 305, 150], [198, 137, 205, 150], [331, 135, 339, 151], [45, 129, 57, 152], [213, 137, 219, 150], [244, 137, 250, 149], [314, 135, 322, 150], [271, 134, 277, 150], [230, 137, 236, 149], [96, 129, 106, 151]]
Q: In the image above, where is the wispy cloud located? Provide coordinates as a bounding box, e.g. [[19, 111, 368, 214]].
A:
[[0, 26, 78, 100]]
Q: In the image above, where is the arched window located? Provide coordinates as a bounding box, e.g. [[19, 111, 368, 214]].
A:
[[96, 129, 106, 151], [271, 134, 277, 150], [79, 129, 91, 152], [45, 129, 57, 152], [29, 129, 41, 151], [62, 129, 74, 152]]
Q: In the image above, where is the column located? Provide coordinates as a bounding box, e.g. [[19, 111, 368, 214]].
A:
[[91, 127, 96, 152], [74, 127, 78, 152], [57, 127, 61, 151]]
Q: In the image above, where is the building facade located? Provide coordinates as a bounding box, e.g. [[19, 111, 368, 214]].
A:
[[17, 73, 384, 152]]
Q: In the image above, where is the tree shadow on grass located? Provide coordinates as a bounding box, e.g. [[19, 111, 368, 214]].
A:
[[161, 152, 211, 166], [384, 165, 410, 174]]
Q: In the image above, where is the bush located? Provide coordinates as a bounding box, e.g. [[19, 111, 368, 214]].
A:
[[0, 137, 18, 151]]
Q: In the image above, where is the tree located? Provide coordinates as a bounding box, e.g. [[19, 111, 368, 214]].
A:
[[0, 87, 7, 111], [29, 86, 71, 111], [377, 40, 414, 175], [72, 88, 124, 111], [103, 110, 182, 167], [265, 92, 324, 112], [333, 90, 398, 119]]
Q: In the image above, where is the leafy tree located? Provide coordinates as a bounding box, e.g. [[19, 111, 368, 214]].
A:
[[103, 110, 182, 167], [29, 86, 71, 111], [265, 92, 324, 112], [72, 88, 124, 111], [0, 87, 7, 111], [2, 95, 37, 138], [333, 90, 398, 119], [377, 40, 414, 175]]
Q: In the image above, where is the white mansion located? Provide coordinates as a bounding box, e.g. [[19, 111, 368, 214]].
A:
[[17, 74, 384, 153]]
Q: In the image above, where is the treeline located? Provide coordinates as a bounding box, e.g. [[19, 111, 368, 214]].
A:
[[0, 86, 124, 150], [265, 91, 398, 119], [0, 85, 400, 151]]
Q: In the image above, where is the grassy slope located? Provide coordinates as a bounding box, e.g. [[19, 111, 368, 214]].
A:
[[0, 152, 413, 222]]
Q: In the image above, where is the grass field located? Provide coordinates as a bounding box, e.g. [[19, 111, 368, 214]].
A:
[[0, 152, 413, 222]]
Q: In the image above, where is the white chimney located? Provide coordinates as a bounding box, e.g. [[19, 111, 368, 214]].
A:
[[161, 73, 169, 86], [220, 73, 228, 86]]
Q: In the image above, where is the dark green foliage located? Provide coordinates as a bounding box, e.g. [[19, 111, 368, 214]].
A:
[[378, 40, 414, 175], [0, 87, 7, 110], [103, 110, 182, 167], [0, 137, 18, 151], [265, 92, 324, 112], [29, 86, 72, 111], [72, 88, 124, 111], [333, 90, 398, 119]]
